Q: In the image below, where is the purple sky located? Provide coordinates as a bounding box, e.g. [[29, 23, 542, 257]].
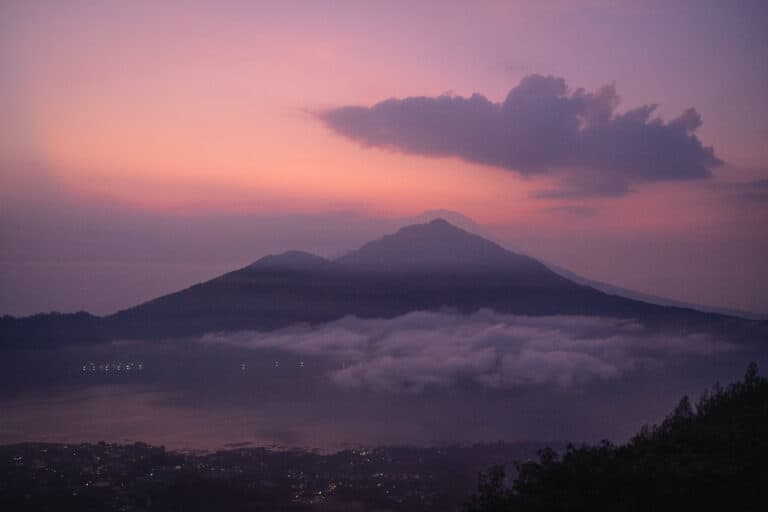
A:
[[1, 1, 767, 315]]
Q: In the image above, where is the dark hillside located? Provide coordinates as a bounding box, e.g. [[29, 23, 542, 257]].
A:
[[464, 363, 768, 511]]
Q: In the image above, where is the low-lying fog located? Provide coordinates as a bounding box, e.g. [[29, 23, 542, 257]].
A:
[[1, 310, 764, 451]]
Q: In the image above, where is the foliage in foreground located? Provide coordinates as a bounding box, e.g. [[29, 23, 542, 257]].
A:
[[464, 363, 768, 511]]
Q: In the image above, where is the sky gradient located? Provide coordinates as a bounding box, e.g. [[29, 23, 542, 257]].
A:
[[1, 0, 767, 315]]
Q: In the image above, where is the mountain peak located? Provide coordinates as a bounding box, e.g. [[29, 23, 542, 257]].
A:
[[336, 219, 535, 271], [421, 217, 469, 231], [249, 250, 328, 270]]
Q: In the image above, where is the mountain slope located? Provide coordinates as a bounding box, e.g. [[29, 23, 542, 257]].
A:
[[338, 219, 545, 272], [2, 218, 756, 348], [464, 364, 768, 511], [106, 219, 730, 339], [544, 261, 767, 320]]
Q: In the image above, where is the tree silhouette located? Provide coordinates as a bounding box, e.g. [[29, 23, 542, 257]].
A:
[[464, 363, 768, 511], [463, 465, 512, 512]]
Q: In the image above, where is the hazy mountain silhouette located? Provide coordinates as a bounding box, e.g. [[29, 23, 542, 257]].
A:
[[337, 219, 557, 277], [1, 219, 760, 348], [544, 261, 768, 321], [249, 250, 331, 270]]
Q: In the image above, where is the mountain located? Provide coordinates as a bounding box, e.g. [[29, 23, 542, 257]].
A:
[[336, 219, 554, 274], [544, 261, 768, 321], [1, 218, 760, 349], [337, 219, 556, 276], [402, 209, 497, 239], [248, 250, 331, 270]]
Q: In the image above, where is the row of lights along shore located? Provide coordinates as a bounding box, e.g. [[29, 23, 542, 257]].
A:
[[81, 362, 144, 373], [79, 361, 309, 373], [240, 361, 306, 371]]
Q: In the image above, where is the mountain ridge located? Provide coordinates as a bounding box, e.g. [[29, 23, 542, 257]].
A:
[[249, 250, 330, 270], [2, 218, 762, 349], [336, 218, 544, 271]]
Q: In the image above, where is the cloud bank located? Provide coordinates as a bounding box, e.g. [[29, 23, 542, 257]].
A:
[[200, 310, 733, 392], [726, 179, 768, 204], [319, 75, 722, 196]]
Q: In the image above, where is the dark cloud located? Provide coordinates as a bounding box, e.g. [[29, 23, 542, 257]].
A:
[[732, 179, 768, 204], [711, 177, 768, 209], [201, 310, 734, 392], [319, 75, 722, 196]]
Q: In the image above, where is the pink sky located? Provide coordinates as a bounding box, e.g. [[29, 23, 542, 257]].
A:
[[1, 1, 767, 315]]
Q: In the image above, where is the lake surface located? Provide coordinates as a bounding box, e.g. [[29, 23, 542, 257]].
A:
[[0, 331, 762, 451]]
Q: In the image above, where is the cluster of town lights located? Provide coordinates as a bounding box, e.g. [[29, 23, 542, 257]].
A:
[[81, 362, 144, 373]]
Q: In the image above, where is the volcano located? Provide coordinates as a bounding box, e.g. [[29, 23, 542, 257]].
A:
[[1, 219, 755, 348]]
